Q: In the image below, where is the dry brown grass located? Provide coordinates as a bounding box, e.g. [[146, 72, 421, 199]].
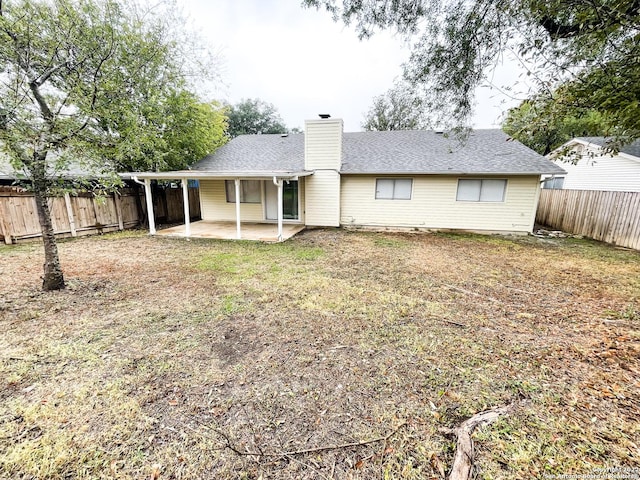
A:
[[1, 229, 639, 479]]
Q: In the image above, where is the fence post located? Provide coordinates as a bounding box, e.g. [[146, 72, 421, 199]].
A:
[[63, 192, 77, 237], [0, 202, 12, 244], [114, 192, 124, 231]]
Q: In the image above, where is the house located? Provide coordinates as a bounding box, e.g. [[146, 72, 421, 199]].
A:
[[131, 116, 565, 241], [544, 137, 640, 192], [0, 152, 117, 186]]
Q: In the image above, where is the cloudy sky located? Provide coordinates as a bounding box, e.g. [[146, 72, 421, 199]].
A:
[[179, 0, 525, 132]]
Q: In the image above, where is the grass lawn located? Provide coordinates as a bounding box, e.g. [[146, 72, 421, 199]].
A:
[[1, 228, 639, 479]]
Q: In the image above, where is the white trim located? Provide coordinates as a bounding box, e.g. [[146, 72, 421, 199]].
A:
[[127, 170, 313, 180], [181, 178, 191, 237], [273, 177, 284, 242], [551, 138, 640, 164], [234, 179, 241, 239], [144, 178, 156, 235]]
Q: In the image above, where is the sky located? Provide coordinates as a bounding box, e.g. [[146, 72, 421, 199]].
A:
[[178, 0, 525, 132]]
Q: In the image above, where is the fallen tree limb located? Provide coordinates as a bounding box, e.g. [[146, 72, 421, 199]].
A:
[[443, 405, 514, 480], [443, 284, 501, 303], [209, 421, 407, 458]]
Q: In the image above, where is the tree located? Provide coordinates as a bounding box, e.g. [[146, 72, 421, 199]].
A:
[[304, 0, 640, 145], [0, 0, 218, 290], [502, 95, 611, 155], [154, 91, 227, 171], [362, 84, 427, 131], [226, 98, 288, 138]]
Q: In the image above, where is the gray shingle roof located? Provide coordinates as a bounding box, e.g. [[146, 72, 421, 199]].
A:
[[192, 134, 305, 172], [191, 129, 565, 175], [575, 137, 640, 159], [342, 130, 564, 174]]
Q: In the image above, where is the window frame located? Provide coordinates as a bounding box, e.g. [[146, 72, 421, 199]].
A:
[[225, 179, 262, 204], [542, 176, 565, 190], [456, 178, 507, 203], [375, 178, 413, 200]]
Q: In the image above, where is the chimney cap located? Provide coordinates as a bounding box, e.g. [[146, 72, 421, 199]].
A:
[[318, 114, 331, 119]]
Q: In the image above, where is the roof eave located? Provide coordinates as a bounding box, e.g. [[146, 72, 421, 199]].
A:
[[341, 170, 567, 175], [126, 170, 313, 180]]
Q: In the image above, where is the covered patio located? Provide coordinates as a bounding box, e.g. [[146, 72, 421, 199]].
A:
[[130, 170, 311, 242], [156, 220, 305, 242]]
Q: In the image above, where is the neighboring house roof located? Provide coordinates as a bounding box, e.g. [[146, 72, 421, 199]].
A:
[[192, 129, 565, 175], [0, 154, 115, 181], [572, 137, 640, 160]]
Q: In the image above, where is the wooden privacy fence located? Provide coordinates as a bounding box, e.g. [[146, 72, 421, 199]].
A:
[[536, 189, 640, 250], [0, 186, 200, 244]]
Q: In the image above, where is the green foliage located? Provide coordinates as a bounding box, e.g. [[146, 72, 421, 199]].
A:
[[0, 0, 220, 289], [226, 98, 288, 138], [362, 84, 427, 131], [0, 0, 222, 179], [502, 96, 611, 155], [304, 0, 640, 143], [159, 91, 227, 171]]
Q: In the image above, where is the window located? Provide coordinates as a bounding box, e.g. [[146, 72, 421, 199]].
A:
[[542, 177, 564, 190], [225, 180, 261, 203], [375, 178, 412, 200], [456, 179, 506, 202]]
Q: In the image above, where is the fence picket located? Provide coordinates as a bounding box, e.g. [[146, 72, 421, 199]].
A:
[[0, 186, 200, 243], [537, 189, 640, 250]]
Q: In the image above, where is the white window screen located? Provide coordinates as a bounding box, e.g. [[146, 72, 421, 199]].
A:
[[225, 180, 261, 203], [375, 179, 395, 199], [457, 179, 506, 202], [393, 179, 412, 199], [479, 179, 507, 202], [456, 179, 482, 201], [375, 178, 412, 200]]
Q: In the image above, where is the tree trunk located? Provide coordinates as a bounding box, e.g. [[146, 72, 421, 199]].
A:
[[31, 155, 65, 291]]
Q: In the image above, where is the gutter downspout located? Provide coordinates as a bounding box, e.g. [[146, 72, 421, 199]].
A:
[[273, 176, 283, 242], [132, 175, 156, 235]]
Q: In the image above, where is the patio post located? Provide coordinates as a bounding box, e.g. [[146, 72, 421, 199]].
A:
[[181, 178, 191, 237], [273, 177, 283, 242], [144, 178, 156, 235], [234, 178, 241, 239]]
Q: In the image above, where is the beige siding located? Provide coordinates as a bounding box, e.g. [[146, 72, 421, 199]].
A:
[[199, 180, 264, 222], [305, 171, 341, 227], [199, 179, 305, 223], [340, 175, 541, 233], [553, 153, 640, 192], [304, 119, 343, 171]]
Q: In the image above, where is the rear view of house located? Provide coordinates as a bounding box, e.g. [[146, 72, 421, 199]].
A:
[[132, 116, 565, 240]]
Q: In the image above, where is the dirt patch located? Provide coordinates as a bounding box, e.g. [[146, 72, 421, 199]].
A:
[[211, 315, 266, 367], [0, 229, 638, 479]]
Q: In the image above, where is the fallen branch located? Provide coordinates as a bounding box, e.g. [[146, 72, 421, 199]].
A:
[[442, 405, 514, 480], [444, 284, 501, 303], [442, 320, 468, 328], [209, 421, 407, 458]]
